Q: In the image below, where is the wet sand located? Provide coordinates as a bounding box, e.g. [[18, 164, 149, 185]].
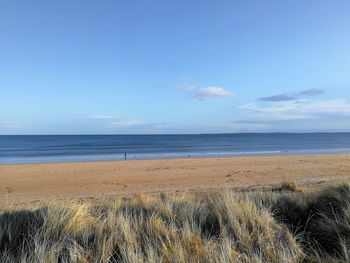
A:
[[1, 154, 350, 210]]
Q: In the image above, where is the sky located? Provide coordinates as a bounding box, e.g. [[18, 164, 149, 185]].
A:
[[1, 0, 350, 134]]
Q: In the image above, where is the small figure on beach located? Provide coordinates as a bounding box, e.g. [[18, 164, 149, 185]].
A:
[[124, 153, 127, 160]]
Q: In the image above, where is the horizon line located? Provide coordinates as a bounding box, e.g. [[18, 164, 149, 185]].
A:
[[1, 131, 350, 136]]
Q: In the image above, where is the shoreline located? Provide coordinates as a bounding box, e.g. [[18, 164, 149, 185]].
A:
[[3, 149, 350, 165], [1, 153, 350, 210]]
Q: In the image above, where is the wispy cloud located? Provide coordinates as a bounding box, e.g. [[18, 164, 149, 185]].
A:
[[91, 115, 115, 120], [91, 115, 143, 127], [259, 94, 296, 102], [298, 88, 325, 96], [259, 88, 325, 102], [0, 121, 22, 129], [232, 120, 272, 131], [179, 84, 233, 101], [109, 120, 143, 127], [240, 99, 350, 121]]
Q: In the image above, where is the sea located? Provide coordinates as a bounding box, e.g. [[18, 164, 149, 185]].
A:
[[1, 133, 350, 164]]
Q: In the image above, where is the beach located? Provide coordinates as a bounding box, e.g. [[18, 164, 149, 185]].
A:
[[1, 153, 350, 210]]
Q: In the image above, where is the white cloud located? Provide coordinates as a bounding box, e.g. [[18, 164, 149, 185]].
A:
[[91, 115, 143, 127], [192, 86, 233, 100], [178, 84, 233, 101], [239, 99, 350, 121]]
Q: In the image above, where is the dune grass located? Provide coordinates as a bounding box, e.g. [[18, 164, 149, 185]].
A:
[[280, 179, 302, 192], [1, 183, 350, 262]]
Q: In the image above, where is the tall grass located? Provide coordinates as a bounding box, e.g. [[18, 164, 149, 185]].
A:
[[2, 183, 350, 262]]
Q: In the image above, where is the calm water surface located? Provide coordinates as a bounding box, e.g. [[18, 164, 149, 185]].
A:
[[1, 133, 350, 164]]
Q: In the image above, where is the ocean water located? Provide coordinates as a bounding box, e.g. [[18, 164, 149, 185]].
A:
[[1, 133, 350, 164]]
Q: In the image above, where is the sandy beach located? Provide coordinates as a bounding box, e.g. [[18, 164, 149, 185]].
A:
[[1, 154, 350, 210]]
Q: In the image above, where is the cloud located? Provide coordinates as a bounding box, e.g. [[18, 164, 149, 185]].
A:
[[109, 120, 143, 127], [0, 121, 22, 129], [239, 99, 350, 121], [232, 120, 272, 131], [193, 87, 233, 100], [259, 94, 296, 102], [298, 88, 325, 96], [233, 116, 350, 133], [179, 85, 233, 100], [91, 115, 143, 127], [259, 88, 325, 102], [91, 115, 115, 120]]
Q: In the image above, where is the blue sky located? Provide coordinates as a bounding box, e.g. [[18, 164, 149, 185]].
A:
[[1, 0, 350, 134]]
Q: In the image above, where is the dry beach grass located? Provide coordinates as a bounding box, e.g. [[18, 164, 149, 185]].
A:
[[2, 182, 350, 262]]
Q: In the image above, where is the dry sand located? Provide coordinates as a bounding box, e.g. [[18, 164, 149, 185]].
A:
[[1, 154, 350, 210]]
